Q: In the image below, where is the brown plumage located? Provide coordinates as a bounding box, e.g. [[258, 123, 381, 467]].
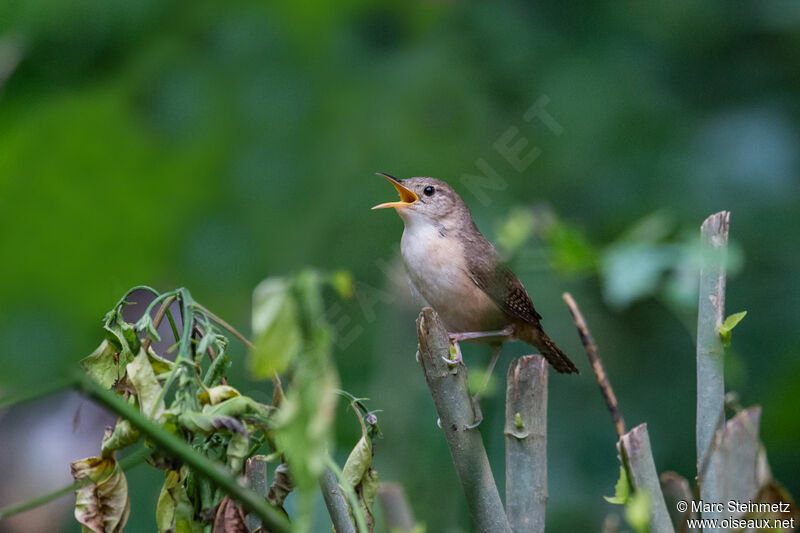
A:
[[373, 174, 579, 374]]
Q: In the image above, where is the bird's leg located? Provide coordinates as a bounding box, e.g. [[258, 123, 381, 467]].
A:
[[448, 326, 514, 343], [465, 344, 503, 429]]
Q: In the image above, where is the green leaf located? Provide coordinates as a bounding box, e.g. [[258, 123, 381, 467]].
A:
[[126, 349, 165, 419], [604, 466, 629, 504], [329, 270, 355, 299], [178, 411, 247, 436], [495, 207, 535, 255], [80, 339, 133, 389], [250, 277, 302, 378], [70, 456, 130, 533], [624, 490, 651, 533], [156, 468, 203, 533], [719, 310, 747, 347]]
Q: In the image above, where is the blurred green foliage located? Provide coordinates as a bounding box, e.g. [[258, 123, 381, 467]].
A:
[[1, 1, 799, 531]]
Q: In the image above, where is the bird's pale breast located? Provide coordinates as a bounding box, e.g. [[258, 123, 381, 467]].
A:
[[401, 222, 506, 332]]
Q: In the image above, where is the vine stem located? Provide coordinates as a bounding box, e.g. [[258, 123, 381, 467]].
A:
[[0, 447, 153, 520]]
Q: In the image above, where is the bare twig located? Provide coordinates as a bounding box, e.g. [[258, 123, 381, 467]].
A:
[[696, 211, 729, 509], [377, 483, 416, 532], [416, 308, 511, 533], [618, 424, 675, 533], [563, 293, 626, 438], [193, 301, 284, 403], [320, 467, 357, 533], [505, 355, 548, 533]]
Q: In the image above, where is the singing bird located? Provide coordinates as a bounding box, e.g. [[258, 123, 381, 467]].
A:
[[372, 173, 578, 376]]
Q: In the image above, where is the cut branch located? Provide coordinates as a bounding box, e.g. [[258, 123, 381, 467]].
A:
[[696, 211, 729, 509], [319, 467, 356, 533], [563, 293, 626, 438], [618, 424, 675, 533], [416, 307, 511, 533], [505, 355, 548, 533]]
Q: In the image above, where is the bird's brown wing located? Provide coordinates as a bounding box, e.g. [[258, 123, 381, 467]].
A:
[[465, 250, 542, 326]]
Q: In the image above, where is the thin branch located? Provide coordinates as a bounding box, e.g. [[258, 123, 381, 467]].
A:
[[194, 300, 283, 399], [377, 483, 416, 532], [562, 293, 626, 438], [505, 355, 548, 533], [696, 211, 729, 506], [75, 374, 292, 533], [319, 466, 357, 533], [618, 424, 675, 533], [141, 294, 177, 353], [416, 308, 511, 533]]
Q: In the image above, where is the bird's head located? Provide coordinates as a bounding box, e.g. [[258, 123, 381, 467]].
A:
[[372, 173, 465, 226]]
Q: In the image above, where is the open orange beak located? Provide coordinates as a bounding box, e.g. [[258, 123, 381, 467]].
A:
[[371, 173, 419, 210]]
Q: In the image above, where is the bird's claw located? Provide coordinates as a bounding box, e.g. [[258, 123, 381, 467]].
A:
[[466, 395, 484, 429]]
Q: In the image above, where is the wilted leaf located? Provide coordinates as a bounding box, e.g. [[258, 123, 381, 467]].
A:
[[127, 349, 165, 419], [104, 310, 141, 356], [605, 466, 629, 504], [227, 432, 250, 474], [267, 462, 293, 510], [101, 418, 140, 457], [71, 456, 130, 533], [212, 496, 248, 533], [342, 436, 372, 489], [719, 310, 747, 347], [250, 277, 302, 378], [198, 385, 241, 406], [81, 340, 133, 389], [203, 352, 232, 387], [156, 468, 203, 533], [180, 411, 247, 436]]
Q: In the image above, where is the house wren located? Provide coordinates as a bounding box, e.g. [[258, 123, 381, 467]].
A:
[[372, 173, 578, 375]]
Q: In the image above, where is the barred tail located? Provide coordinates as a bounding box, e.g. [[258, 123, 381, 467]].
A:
[[518, 323, 579, 374]]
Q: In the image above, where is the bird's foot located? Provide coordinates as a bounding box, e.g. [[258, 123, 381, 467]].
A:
[[448, 326, 514, 343], [466, 394, 484, 429], [442, 340, 463, 365]]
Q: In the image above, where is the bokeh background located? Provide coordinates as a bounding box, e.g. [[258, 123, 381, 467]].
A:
[[1, 1, 799, 531]]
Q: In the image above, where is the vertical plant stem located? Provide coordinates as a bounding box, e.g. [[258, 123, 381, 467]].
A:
[[377, 483, 416, 532], [563, 293, 626, 438], [320, 467, 357, 533], [618, 424, 675, 533], [696, 212, 729, 515], [416, 308, 511, 533], [504, 355, 548, 533], [245, 455, 269, 531]]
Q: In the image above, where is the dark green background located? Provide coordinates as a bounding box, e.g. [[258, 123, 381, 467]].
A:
[[1, 1, 798, 531]]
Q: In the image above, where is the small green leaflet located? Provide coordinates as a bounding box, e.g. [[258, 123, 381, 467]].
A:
[[250, 277, 302, 378], [604, 465, 629, 504], [624, 490, 651, 533], [719, 311, 747, 347]]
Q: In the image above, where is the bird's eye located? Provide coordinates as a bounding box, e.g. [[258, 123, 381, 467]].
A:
[[423, 186, 435, 196]]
